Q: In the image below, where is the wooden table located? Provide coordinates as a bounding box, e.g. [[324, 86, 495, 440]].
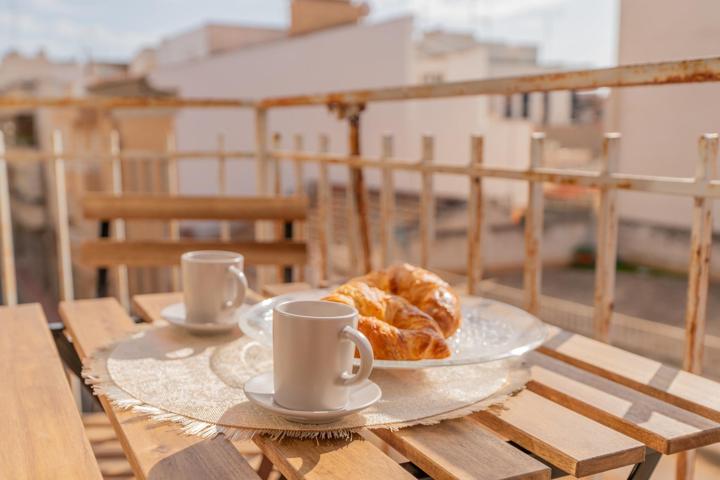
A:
[[57, 285, 720, 480]]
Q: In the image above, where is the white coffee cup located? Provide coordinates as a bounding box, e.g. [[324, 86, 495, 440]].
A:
[[273, 300, 373, 411], [181, 250, 248, 324]]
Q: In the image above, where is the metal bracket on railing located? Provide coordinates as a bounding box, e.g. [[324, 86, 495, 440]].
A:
[[327, 102, 365, 121]]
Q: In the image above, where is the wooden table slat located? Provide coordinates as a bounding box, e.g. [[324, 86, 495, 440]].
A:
[[254, 434, 415, 480], [540, 326, 720, 422], [60, 297, 261, 480], [527, 351, 720, 454], [473, 390, 645, 477], [0, 303, 103, 479], [374, 418, 550, 480], [262, 282, 314, 298], [132, 291, 263, 325]]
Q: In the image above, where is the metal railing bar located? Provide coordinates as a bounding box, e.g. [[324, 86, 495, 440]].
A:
[[1, 150, 256, 163], [4, 58, 720, 112], [258, 57, 720, 108], [0, 96, 256, 109], [270, 150, 720, 198]]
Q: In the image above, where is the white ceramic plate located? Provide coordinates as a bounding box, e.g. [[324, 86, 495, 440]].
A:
[[243, 372, 381, 424], [239, 289, 548, 369]]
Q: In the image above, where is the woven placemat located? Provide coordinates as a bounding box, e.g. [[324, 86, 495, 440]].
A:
[[84, 325, 528, 440]]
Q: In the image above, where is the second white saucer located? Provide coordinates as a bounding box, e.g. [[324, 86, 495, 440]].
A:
[[161, 302, 244, 334], [243, 372, 381, 424]]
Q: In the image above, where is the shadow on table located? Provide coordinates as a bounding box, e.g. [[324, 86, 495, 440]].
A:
[[255, 434, 357, 477], [109, 325, 243, 362], [146, 435, 257, 479]]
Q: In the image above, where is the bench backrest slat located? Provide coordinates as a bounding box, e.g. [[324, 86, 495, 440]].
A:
[[82, 194, 308, 221]]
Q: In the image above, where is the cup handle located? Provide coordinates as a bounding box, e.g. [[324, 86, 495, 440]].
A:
[[223, 266, 248, 311], [339, 326, 374, 386]]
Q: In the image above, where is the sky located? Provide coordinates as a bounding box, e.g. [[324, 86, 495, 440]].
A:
[[0, 0, 618, 67]]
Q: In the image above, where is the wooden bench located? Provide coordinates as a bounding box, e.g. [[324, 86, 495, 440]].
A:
[[79, 194, 309, 269], [0, 303, 102, 479]]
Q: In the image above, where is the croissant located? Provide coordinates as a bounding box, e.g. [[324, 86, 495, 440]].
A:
[[323, 264, 462, 360]]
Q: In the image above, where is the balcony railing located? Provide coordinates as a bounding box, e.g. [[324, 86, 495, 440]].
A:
[[1, 56, 719, 385]]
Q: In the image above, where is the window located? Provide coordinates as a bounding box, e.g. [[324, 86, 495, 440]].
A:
[[0, 113, 37, 147], [422, 72, 444, 84], [15, 114, 37, 147], [521, 93, 530, 119], [504, 96, 512, 118], [571, 91, 580, 123], [542, 92, 550, 125]]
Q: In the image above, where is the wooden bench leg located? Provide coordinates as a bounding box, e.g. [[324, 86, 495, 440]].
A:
[[96, 219, 111, 298], [257, 455, 274, 480], [627, 448, 661, 480]]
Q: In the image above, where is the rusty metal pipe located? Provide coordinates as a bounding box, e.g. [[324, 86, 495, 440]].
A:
[[348, 110, 372, 273], [259, 57, 720, 108]]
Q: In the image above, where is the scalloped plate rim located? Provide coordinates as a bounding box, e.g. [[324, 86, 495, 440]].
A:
[[238, 288, 548, 369]]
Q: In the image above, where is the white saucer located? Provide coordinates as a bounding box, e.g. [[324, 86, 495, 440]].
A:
[[243, 372, 381, 424], [161, 302, 244, 334]]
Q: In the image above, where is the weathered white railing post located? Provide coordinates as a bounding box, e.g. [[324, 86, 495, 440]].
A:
[[677, 132, 718, 480], [292, 134, 305, 281], [593, 133, 621, 341], [683, 133, 718, 373], [272, 132, 282, 197], [255, 108, 269, 195], [254, 107, 270, 288], [165, 132, 180, 290], [379, 135, 395, 267], [109, 130, 129, 310], [420, 135, 435, 269], [217, 133, 230, 242], [524, 132, 545, 315], [271, 133, 286, 282], [293, 134, 305, 198], [467, 136, 484, 296], [316, 134, 332, 284], [0, 132, 17, 305], [50, 130, 74, 302]]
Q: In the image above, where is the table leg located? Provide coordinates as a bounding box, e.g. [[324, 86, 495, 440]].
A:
[[257, 455, 274, 480], [96, 220, 111, 298], [627, 448, 661, 480]]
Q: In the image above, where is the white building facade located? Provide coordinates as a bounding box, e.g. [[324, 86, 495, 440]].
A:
[[148, 17, 579, 206]]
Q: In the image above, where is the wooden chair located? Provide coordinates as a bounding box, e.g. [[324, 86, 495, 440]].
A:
[[78, 193, 310, 295]]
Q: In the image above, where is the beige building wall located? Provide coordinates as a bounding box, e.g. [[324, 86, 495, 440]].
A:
[[156, 25, 285, 66], [612, 0, 720, 229]]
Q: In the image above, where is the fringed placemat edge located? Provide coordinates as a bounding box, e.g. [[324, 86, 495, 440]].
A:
[[82, 333, 529, 441]]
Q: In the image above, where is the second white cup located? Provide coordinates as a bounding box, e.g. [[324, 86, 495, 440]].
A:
[[181, 250, 247, 324], [273, 300, 373, 411]]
